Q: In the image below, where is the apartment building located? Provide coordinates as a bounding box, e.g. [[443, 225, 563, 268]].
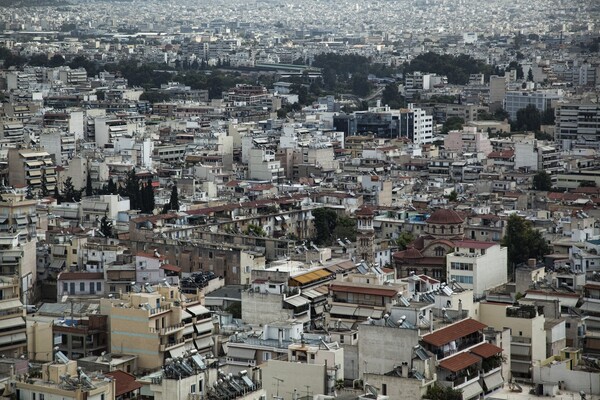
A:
[[100, 283, 214, 371], [504, 89, 563, 120], [446, 240, 508, 298], [0, 276, 26, 357], [7, 148, 57, 194], [555, 101, 600, 150]]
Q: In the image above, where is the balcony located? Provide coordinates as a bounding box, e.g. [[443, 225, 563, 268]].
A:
[[149, 322, 185, 336], [159, 337, 185, 352]]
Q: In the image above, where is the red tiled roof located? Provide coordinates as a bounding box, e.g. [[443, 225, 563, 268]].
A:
[[58, 272, 104, 281], [160, 264, 182, 273], [488, 150, 514, 159], [105, 370, 142, 396], [439, 352, 480, 372], [426, 209, 464, 224], [470, 342, 503, 358], [422, 319, 487, 347]]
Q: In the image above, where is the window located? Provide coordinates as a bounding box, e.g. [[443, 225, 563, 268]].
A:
[[63, 282, 68, 293], [80, 282, 85, 292], [39, 395, 44, 400], [110, 285, 116, 292], [434, 246, 445, 257], [263, 352, 271, 361], [32, 393, 36, 400], [72, 249, 77, 255], [191, 384, 196, 393], [450, 275, 473, 285], [97, 282, 101, 291]]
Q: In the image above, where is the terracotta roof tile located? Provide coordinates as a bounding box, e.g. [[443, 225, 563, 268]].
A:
[[438, 352, 480, 372], [422, 318, 487, 347], [470, 342, 503, 358]]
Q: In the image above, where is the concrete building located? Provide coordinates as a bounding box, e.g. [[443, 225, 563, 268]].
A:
[[555, 101, 600, 150], [478, 302, 546, 380], [100, 283, 214, 371], [446, 240, 508, 298], [8, 148, 57, 194], [0, 276, 26, 357], [504, 89, 563, 120]]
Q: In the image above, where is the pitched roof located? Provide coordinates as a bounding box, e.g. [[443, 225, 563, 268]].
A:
[[438, 352, 480, 372], [470, 342, 503, 358], [58, 272, 104, 281], [422, 318, 487, 347], [105, 370, 142, 396]]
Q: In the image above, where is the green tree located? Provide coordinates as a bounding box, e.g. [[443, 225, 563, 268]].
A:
[[85, 172, 94, 197], [580, 180, 598, 188], [351, 73, 372, 97], [40, 175, 49, 198], [120, 168, 141, 210], [333, 216, 357, 243], [527, 68, 534, 82], [441, 117, 464, 134], [532, 171, 552, 191], [501, 214, 551, 274], [49, 54, 65, 67], [100, 215, 113, 238], [515, 104, 541, 131], [312, 208, 339, 246], [63, 177, 77, 202], [381, 82, 404, 109], [169, 185, 179, 211], [541, 107, 555, 125], [423, 384, 462, 400], [141, 179, 155, 214], [106, 178, 117, 195], [396, 232, 414, 250], [25, 185, 34, 200], [448, 190, 458, 202]]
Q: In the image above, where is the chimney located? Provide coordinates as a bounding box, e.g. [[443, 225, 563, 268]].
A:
[[401, 362, 409, 378], [429, 309, 434, 333], [528, 258, 537, 268]]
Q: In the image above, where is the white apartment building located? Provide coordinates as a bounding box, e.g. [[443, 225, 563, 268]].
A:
[[446, 240, 508, 298]]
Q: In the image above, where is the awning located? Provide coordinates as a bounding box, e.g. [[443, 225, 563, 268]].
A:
[[483, 371, 504, 391], [461, 381, 483, 400], [284, 296, 310, 307], [15, 217, 27, 225], [27, 170, 42, 177], [185, 304, 211, 317], [511, 344, 531, 356], [0, 332, 26, 346], [329, 304, 357, 317], [168, 346, 186, 358], [182, 325, 195, 336], [0, 216, 7, 224], [194, 336, 214, 351], [511, 361, 531, 373], [194, 321, 213, 335], [227, 347, 256, 359], [579, 302, 600, 313], [471, 342, 503, 358], [29, 215, 38, 223], [301, 289, 326, 300], [0, 317, 25, 330], [0, 299, 23, 311]]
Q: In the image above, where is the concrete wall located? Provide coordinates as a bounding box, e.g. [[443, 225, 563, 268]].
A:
[[241, 291, 291, 325], [363, 372, 432, 399], [262, 359, 327, 398], [357, 324, 419, 377]]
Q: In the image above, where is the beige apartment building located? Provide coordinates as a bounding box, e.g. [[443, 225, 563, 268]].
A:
[[100, 283, 213, 372]]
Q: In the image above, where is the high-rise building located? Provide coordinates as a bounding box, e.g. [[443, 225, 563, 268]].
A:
[[504, 89, 563, 120], [555, 101, 600, 150]]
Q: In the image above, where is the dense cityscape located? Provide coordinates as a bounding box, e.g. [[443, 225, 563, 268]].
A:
[[0, 0, 599, 399]]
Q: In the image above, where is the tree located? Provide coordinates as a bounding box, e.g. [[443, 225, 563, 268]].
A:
[[54, 185, 61, 204], [514, 104, 541, 132], [40, 175, 49, 198], [25, 185, 34, 200], [106, 178, 117, 195], [381, 82, 404, 109], [49, 54, 65, 67], [441, 117, 464, 134], [580, 180, 598, 188], [85, 172, 94, 197], [162, 185, 180, 213], [121, 168, 141, 210], [396, 232, 414, 250], [312, 208, 339, 246], [63, 177, 77, 202], [532, 171, 552, 191], [527, 68, 534, 82], [541, 107, 555, 125], [100, 215, 113, 238], [141, 179, 155, 214], [501, 214, 551, 274], [448, 190, 458, 202], [423, 384, 462, 400]]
